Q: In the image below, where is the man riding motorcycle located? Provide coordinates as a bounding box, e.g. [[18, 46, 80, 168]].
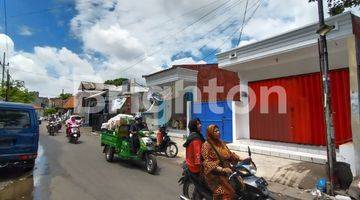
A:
[[130, 115, 147, 155]]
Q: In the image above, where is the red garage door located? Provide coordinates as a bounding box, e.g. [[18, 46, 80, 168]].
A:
[[249, 69, 352, 146]]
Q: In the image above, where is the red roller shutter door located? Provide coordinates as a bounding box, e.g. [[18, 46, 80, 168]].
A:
[[249, 69, 352, 146]]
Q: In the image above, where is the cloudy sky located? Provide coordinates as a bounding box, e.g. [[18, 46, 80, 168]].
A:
[[0, 0, 359, 97]]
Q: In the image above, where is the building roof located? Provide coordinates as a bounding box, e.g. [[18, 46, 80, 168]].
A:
[[63, 96, 75, 109], [142, 64, 218, 78], [78, 81, 124, 91], [49, 98, 66, 108]]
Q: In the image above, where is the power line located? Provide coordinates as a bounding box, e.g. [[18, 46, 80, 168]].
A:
[[192, 0, 260, 54], [236, 0, 249, 46], [116, 0, 245, 74], [201, 0, 263, 62], [122, 0, 221, 30]]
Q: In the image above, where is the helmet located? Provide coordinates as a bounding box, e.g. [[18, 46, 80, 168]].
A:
[[159, 124, 166, 132], [134, 114, 142, 121]]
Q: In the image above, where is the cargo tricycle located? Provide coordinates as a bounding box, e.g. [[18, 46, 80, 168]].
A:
[[100, 115, 157, 174]]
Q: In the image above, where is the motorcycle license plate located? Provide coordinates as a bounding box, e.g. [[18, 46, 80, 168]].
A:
[[255, 178, 268, 187]]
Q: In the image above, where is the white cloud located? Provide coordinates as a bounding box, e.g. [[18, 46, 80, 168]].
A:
[[169, 57, 206, 66], [0, 34, 15, 56], [82, 23, 145, 60], [3, 0, 358, 97], [68, 0, 323, 71], [8, 46, 101, 97], [19, 26, 33, 36]]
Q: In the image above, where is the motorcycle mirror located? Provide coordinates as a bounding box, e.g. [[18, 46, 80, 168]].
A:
[[248, 146, 251, 157]]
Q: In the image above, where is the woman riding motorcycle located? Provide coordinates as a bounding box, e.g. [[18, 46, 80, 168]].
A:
[[201, 124, 244, 200], [183, 119, 205, 177], [66, 116, 77, 137]]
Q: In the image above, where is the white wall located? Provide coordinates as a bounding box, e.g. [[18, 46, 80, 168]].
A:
[[231, 75, 251, 141], [338, 142, 357, 176], [232, 101, 249, 141], [232, 84, 250, 140]]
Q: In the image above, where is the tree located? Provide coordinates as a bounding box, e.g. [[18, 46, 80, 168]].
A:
[[44, 108, 57, 116], [104, 78, 128, 86], [309, 0, 360, 16], [0, 80, 36, 103], [59, 93, 72, 100]]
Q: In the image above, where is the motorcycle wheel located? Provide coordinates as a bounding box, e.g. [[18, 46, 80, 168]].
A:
[[183, 179, 203, 200], [49, 128, 54, 136], [145, 154, 157, 174], [165, 143, 178, 158], [105, 146, 115, 162]]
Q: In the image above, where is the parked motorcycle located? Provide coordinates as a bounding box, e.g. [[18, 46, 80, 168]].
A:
[[47, 121, 56, 136], [68, 124, 80, 144], [179, 147, 275, 200]]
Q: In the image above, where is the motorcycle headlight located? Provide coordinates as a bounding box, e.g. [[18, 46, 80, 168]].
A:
[[73, 134, 78, 137], [71, 128, 79, 132], [141, 137, 153, 146], [249, 166, 257, 175]]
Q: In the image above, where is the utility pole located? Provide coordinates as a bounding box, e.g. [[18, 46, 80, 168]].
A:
[[5, 69, 10, 102], [316, 0, 336, 195], [1, 52, 9, 88]]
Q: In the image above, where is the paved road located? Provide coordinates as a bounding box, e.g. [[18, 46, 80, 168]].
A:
[[0, 124, 310, 200], [36, 125, 182, 200]]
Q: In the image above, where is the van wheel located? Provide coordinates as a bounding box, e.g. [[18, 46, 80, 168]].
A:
[[105, 146, 115, 162]]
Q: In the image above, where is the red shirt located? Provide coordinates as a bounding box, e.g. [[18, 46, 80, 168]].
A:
[[185, 139, 203, 173]]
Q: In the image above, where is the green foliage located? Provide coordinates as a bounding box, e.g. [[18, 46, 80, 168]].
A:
[[309, 0, 360, 16], [59, 93, 72, 100], [0, 80, 36, 103], [44, 108, 57, 116], [104, 78, 128, 86]]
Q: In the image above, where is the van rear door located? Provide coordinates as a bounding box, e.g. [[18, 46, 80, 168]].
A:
[[0, 108, 38, 156]]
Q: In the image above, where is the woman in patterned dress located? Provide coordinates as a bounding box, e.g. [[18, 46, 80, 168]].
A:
[[201, 124, 242, 200]]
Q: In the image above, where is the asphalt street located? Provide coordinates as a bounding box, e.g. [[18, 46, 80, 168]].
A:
[[0, 124, 305, 200]]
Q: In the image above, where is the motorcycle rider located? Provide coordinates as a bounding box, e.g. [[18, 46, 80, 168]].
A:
[[156, 125, 167, 147], [183, 118, 205, 181], [130, 115, 146, 154], [66, 116, 77, 137], [202, 124, 244, 200], [49, 114, 56, 122]]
